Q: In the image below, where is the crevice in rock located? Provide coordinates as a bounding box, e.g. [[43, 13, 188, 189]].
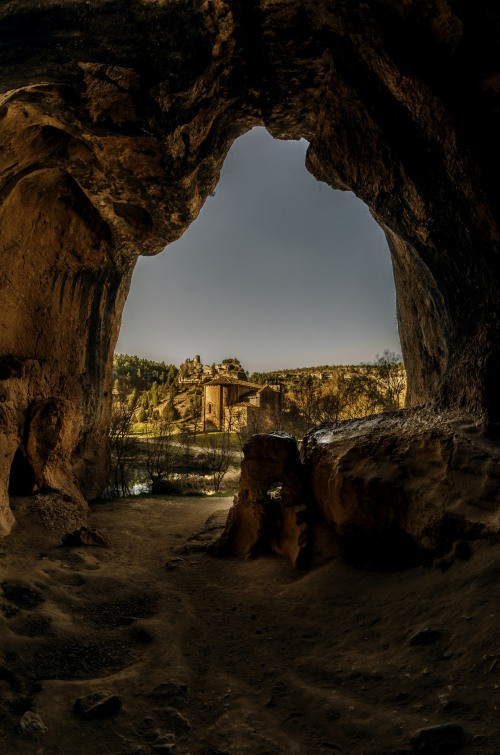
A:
[[8, 447, 36, 497]]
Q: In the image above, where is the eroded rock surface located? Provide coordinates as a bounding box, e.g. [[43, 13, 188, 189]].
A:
[[304, 410, 500, 566], [216, 433, 308, 566], [219, 416, 500, 568], [0, 1, 500, 532]]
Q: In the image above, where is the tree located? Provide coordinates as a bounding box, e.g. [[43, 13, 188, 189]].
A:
[[374, 350, 406, 410], [150, 381, 159, 407], [185, 388, 203, 440], [236, 410, 267, 448], [108, 391, 140, 497], [205, 434, 233, 493], [291, 374, 321, 433], [338, 369, 381, 419], [162, 391, 180, 422], [144, 417, 182, 493]]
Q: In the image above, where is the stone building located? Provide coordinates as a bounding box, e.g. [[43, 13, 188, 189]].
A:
[[203, 376, 281, 432]]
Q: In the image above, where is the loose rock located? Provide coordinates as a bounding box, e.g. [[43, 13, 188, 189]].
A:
[[61, 527, 111, 548], [17, 711, 47, 736], [410, 722, 465, 753], [74, 692, 122, 719]]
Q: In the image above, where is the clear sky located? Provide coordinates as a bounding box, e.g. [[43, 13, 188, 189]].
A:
[[115, 127, 401, 372]]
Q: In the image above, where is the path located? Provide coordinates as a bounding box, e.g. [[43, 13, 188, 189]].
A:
[[0, 496, 498, 753]]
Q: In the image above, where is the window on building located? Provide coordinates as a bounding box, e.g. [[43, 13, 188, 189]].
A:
[[207, 402, 212, 414]]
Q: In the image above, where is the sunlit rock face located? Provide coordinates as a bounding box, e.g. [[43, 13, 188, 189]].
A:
[[0, 1, 499, 534], [216, 433, 308, 567]]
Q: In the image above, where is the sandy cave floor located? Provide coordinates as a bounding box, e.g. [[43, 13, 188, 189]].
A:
[[0, 495, 499, 754]]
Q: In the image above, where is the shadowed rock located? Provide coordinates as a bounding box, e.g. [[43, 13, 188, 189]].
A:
[[74, 692, 122, 720], [218, 414, 500, 568], [304, 410, 500, 565], [60, 527, 110, 548]]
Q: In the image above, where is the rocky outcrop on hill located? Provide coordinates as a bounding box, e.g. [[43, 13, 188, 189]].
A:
[[1, 1, 500, 533], [218, 414, 500, 568]]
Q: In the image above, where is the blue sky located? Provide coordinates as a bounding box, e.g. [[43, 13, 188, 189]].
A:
[[115, 127, 400, 372]]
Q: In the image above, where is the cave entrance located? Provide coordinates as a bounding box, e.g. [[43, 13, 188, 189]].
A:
[[9, 447, 36, 497], [110, 127, 403, 496], [117, 127, 400, 372]]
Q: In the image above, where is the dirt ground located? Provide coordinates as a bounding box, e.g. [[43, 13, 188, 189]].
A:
[[0, 494, 498, 754]]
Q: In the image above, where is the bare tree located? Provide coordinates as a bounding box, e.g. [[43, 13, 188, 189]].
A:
[[223, 402, 246, 435], [336, 369, 382, 419], [108, 389, 140, 497], [292, 374, 320, 432], [204, 434, 233, 493], [236, 410, 266, 449], [144, 417, 182, 493], [374, 350, 406, 410]]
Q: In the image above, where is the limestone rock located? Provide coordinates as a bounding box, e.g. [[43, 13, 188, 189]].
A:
[[218, 415, 499, 568], [216, 433, 309, 567], [303, 410, 500, 565]]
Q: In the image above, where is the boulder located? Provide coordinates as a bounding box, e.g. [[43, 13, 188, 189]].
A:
[[216, 433, 309, 567], [304, 410, 500, 565]]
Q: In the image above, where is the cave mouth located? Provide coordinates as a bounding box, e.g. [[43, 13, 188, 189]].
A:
[[116, 128, 401, 377], [8, 447, 36, 497]]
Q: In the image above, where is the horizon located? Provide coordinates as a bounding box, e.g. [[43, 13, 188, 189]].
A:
[[115, 127, 401, 372], [113, 350, 402, 373]]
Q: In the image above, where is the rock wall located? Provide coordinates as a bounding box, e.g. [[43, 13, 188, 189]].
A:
[[1, 1, 499, 533]]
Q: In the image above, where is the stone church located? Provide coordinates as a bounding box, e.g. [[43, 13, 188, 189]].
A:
[[203, 376, 281, 433]]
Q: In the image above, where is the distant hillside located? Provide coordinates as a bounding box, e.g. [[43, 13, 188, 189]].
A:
[[113, 354, 178, 392], [249, 353, 402, 387], [111, 351, 406, 437]]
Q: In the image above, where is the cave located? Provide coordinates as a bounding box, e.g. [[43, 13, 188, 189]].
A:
[[1, 3, 499, 752], [8, 447, 36, 497], [0, 0, 499, 543]]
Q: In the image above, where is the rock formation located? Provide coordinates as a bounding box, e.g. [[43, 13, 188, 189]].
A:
[[1, 1, 499, 535], [220, 413, 500, 568], [216, 433, 308, 566]]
